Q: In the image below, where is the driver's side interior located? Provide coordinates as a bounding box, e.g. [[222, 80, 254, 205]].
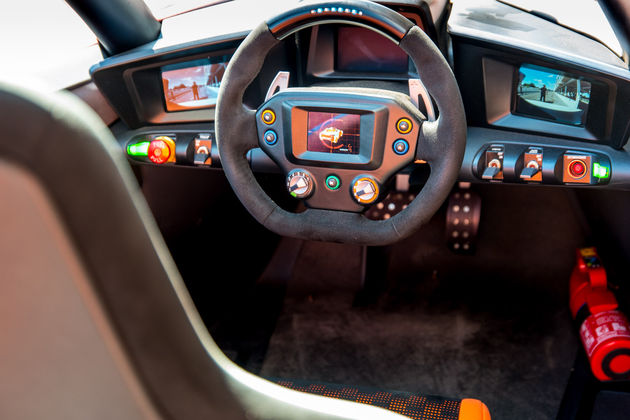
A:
[[2, 0, 630, 420]]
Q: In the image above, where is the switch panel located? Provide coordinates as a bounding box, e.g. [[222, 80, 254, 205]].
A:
[[473, 143, 611, 186], [520, 147, 543, 182]]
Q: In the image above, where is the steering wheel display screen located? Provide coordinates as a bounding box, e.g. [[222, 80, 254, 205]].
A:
[[306, 111, 361, 155]]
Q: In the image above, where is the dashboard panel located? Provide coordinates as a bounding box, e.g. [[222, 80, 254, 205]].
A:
[[449, 0, 630, 149], [92, 44, 240, 126], [453, 42, 628, 148], [91, 0, 630, 192]]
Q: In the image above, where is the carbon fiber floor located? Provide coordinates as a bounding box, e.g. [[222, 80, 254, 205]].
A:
[[259, 185, 587, 420]]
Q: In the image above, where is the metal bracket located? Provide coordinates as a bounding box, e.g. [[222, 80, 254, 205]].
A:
[[265, 71, 290, 101], [408, 79, 436, 122]]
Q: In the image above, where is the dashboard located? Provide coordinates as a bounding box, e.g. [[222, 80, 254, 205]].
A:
[[90, 0, 630, 195]]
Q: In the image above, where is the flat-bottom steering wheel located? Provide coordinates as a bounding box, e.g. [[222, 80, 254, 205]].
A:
[[216, 0, 466, 245]]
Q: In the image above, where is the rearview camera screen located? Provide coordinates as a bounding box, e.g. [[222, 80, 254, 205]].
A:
[[307, 112, 361, 155], [515, 64, 591, 126], [161, 58, 228, 112]]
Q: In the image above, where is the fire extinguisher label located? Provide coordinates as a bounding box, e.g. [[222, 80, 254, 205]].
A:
[[580, 311, 630, 357]]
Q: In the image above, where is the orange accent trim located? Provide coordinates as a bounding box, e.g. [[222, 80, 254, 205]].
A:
[[458, 399, 491, 420]]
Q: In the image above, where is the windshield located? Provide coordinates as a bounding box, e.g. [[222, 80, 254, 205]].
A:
[[499, 0, 623, 56], [146, 0, 623, 56], [1, 0, 622, 90]]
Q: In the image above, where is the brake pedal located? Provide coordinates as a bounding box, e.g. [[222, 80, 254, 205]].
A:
[[445, 183, 481, 254]]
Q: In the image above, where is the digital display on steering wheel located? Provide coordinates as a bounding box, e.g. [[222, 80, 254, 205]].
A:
[[306, 111, 361, 155]]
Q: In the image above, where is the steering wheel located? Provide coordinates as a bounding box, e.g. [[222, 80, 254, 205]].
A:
[[216, 0, 466, 245]]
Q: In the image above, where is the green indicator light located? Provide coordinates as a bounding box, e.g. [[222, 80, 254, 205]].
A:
[[290, 192, 297, 198], [593, 162, 610, 179], [127, 141, 150, 157], [325, 175, 341, 190]]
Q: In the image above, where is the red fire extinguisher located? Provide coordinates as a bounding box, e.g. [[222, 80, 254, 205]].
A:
[[570, 247, 630, 381]]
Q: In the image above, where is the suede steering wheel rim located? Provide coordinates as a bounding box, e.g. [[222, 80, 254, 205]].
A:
[[216, 0, 466, 245]]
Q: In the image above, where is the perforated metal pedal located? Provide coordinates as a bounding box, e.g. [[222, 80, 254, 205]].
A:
[[446, 184, 481, 254], [365, 192, 415, 220]]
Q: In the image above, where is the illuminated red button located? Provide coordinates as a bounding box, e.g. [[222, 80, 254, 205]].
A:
[[569, 160, 586, 179], [148, 138, 173, 164]]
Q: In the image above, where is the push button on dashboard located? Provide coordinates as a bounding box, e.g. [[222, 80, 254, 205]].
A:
[[325, 175, 341, 190], [569, 160, 586, 179], [393, 139, 409, 155], [148, 136, 176, 164], [261, 109, 276, 125], [563, 154, 592, 184], [263, 130, 277, 145], [396, 118, 412, 134]]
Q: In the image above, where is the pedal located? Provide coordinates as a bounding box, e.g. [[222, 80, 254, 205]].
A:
[[445, 184, 481, 254], [365, 192, 415, 220]]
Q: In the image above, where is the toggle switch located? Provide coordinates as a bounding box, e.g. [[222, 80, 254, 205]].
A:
[[482, 164, 500, 180], [481, 145, 504, 180], [193, 133, 213, 166], [520, 147, 543, 181], [520, 164, 539, 179]]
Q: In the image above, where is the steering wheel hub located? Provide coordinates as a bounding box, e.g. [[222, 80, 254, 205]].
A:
[[255, 88, 422, 212]]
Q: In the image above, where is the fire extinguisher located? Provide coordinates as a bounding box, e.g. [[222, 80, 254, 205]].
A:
[[569, 247, 630, 381]]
